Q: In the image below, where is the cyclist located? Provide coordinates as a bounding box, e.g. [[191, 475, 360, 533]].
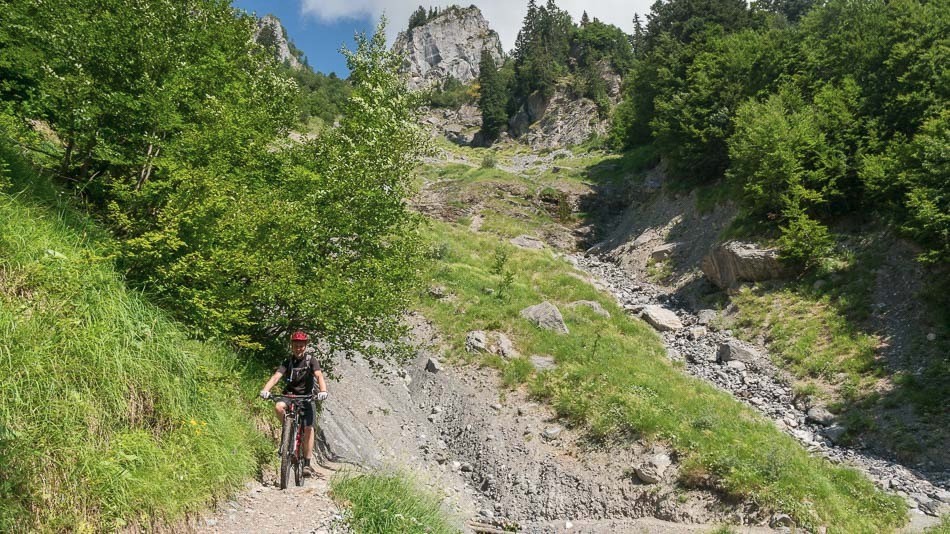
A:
[[259, 330, 328, 476]]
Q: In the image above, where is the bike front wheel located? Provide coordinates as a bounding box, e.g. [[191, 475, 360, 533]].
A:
[[279, 417, 295, 490]]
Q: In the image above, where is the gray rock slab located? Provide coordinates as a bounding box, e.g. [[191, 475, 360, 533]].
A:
[[639, 305, 683, 331], [717, 341, 759, 363], [521, 301, 569, 334]]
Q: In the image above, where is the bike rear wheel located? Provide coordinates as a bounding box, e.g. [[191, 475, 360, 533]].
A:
[[279, 416, 295, 490]]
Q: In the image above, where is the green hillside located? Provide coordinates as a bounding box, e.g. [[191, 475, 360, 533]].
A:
[[0, 145, 268, 532]]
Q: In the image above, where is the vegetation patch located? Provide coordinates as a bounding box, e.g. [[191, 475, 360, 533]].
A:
[[417, 220, 906, 532], [722, 244, 949, 461], [330, 471, 459, 534], [0, 164, 269, 531]]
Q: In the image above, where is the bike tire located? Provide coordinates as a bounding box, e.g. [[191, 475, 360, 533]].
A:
[[279, 417, 295, 490], [294, 413, 305, 487]]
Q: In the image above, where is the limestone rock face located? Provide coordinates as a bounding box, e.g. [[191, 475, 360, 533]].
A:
[[392, 6, 503, 90], [254, 15, 302, 69], [701, 241, 792, 289], [510, 89, 609, 149]]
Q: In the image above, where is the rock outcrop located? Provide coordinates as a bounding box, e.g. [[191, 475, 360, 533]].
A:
[[254, 15, 302, 69], [701, 241, 791, 289], [509, 88, 609, 150], [392, 6, 503, 90]]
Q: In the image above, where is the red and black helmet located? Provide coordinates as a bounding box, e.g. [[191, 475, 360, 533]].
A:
[[290, 330, 309, 342]]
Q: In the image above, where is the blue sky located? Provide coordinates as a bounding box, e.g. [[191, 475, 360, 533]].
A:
[[232, 0, 374, 75]]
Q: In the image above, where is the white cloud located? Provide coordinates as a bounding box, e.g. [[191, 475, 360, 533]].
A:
[[299, 0, 653, 52]]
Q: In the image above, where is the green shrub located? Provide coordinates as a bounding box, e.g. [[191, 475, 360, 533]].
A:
[[778, 211, 835, 266], [428, 76, 473, 109], [481, 152, 497, 169]]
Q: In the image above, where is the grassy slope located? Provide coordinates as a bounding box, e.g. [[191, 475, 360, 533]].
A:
[[416, 217, 906, 532], [0, 151, 269, 531]]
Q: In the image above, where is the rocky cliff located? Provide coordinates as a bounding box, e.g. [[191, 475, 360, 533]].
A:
[[254, 15, 302, 69], [392, 6, 503, 90]]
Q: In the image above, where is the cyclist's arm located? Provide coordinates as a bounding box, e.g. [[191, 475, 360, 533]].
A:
[[262, 371, 283, 393], [314, 370, 327, 394]]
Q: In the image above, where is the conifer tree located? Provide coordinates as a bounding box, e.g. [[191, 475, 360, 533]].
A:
[[478, 50, 507, 142]]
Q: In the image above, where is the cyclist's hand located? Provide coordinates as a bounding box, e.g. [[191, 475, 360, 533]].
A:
[[317, 391, 328, 401], [259, 389, 271, 400]]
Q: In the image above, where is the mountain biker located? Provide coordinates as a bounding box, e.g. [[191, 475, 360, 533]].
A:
[[259, 330, 328, 476]]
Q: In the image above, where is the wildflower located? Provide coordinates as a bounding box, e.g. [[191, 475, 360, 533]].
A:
[[190, 419, 197, 426]]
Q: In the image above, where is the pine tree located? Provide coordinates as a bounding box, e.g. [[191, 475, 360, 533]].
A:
[[581, 11, 590, 26], [408, 6, 426, 31], [478, 50, 508, 142], [632, 14, 645, 56]]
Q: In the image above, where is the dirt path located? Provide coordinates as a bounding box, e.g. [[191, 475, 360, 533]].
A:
[[197, 464, 345, 534]]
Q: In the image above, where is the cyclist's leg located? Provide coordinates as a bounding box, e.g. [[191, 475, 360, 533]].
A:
[[301, 401, 316, 464], [274, 400, 288, 417]]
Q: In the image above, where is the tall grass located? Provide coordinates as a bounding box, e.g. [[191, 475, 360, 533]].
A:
[[417, 220, 906, 533], [330, 471, 460, 533], [0, 146, 268, 531]]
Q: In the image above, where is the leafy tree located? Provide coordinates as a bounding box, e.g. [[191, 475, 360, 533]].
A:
[[862, 111, 950, 264], [1, 2, 426, 361], [651, 28, 792, 181], [728, 86, 846, 262]]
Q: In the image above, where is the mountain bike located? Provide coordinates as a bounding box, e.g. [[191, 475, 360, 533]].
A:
[[264, 394, 314, 489]]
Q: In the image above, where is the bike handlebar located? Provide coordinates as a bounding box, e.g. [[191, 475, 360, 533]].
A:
[[264, 394, 314, 402]]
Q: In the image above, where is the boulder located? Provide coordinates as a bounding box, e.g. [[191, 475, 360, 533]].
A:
[[425, 357, 442, 373], [521, 302, 569, 334], [696, 309, 718, 325], [465, 330, 489, 353], [639, 305, 683, 331], [567, 300, 611, 318], [806, 406, 836, 426], [717, 341, 759, 363], [635, 453, 672, 484], [650, 243, 679, 261], [701, 241, 792, 289], [688, 326, 707, 340], [493, 333, 519, 358], [510, 235, 545, 250]]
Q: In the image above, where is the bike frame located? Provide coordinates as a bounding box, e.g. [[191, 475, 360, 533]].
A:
[[267, 394, 314, 489]]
